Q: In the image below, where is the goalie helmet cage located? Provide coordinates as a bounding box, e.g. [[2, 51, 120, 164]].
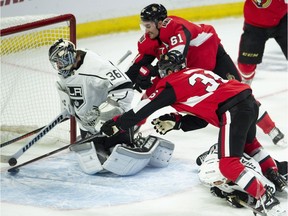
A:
[[0, 14, 77, 145]]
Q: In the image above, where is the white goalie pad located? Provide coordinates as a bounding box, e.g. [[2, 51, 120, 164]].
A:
[[142, 136, 175, 168], [198, 151, 275, 194], [103, 144, 151, 176], [94, 98, 124, 132], [55, 81, 74, 115], [70, 142, 104, 175], [103, 135, 175, 176]]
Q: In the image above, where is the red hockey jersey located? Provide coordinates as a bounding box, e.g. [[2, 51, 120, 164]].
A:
[[117, 68, 251, 130], [135, 16, 221, 71], [244, 0, 287, 28], [154, 68, 250, 126], [159, 16, 221, 70]]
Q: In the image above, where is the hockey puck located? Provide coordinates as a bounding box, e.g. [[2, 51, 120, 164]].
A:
[[8, 158, 17, 166]]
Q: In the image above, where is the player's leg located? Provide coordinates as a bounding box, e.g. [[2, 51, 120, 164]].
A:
[[273, 14, 287, 59], [256, 103, 285, 145], [218, 96, 265, 199], [237, 23, 285, 145], [237, 23, 266, 85]]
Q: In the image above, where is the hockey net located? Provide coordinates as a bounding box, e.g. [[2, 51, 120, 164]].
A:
[[0, 14, 77, 147]]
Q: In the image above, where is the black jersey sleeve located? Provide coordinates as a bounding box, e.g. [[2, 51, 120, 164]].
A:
[[116, 82, 177, 130], [180, 115, 208, 131], [125, 54, 156, 83]]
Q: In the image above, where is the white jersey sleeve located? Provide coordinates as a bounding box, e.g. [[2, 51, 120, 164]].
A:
[[59, 50, 133, 131]]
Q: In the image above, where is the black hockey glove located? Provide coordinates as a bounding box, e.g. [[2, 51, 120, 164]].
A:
[[151, 113, 182, 135], [210, 187, 226, 198], [135, 65, 157, 90], [100, 118, 121, 137]]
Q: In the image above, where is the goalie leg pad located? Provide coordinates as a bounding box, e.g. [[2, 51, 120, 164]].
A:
[[103, 144, 151, 176], [71, 142, 104, 175], [148, 136, 175, 168]]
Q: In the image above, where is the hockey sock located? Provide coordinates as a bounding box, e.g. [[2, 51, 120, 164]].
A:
[[256, 111, 275, 134]]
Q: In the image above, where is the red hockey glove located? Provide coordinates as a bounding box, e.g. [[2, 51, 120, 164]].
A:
[[151, 113, 182, 135]]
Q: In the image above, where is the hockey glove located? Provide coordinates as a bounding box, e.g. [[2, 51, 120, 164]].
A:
[[151, 113, 182, 135], [210, 187, 226, 198], [81, 106, 100, 133], [135, 65, 157, 90], [100, 116, 121, 137]]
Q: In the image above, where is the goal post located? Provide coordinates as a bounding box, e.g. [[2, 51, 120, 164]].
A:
[[1, 14, 77, 145]]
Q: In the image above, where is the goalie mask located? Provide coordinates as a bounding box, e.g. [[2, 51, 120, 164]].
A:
[[49, 39, 76, 78], [158, 50, 186, 78]]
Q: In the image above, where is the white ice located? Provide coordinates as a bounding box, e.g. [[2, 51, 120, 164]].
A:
[[1, 17, 287, 216]]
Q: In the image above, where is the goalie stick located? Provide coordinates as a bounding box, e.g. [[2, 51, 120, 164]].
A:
[[117, 50, 132, 65], [7, 133, 105, 173], [0, 109, 70, 166], [0, 118, 69, 148]]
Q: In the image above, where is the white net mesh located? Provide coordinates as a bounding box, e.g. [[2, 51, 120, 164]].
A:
[[0, 14, 76, 146]]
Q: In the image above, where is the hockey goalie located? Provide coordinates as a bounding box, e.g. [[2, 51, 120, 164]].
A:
[[49, 39, 174, 176], [197, 144, 287, 216]]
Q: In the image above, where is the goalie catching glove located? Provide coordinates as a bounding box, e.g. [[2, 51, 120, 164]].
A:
[[81, 99, 124, 133], [151, 113, 182, 135]]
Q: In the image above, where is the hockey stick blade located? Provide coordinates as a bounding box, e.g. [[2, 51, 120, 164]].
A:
[[1, 110, 70, 165], [7, 133, 105, 173], [234, 197, 267, 216], [117, 50, 132, 65], [0, 118, 69, 148]]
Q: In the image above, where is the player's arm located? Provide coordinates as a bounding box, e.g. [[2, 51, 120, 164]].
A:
[[125, 53, 156, 83], [100, 82, 177, 136], [151, 113, 208, 135]]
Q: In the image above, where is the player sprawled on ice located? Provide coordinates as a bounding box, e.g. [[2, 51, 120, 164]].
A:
[[125, 3, 285, 145], [197, 143, 287, 215], [48, 39, 175, 176], [100, 50, 287, 215]]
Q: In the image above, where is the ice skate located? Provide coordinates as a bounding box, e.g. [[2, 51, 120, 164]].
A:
[[269, 127, 286, 146]]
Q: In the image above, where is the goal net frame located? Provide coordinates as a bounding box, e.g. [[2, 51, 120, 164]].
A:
[[0, 14, 77, 144]]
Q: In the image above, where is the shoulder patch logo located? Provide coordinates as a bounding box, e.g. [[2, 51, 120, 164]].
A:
[[252, 0, 272, 8]]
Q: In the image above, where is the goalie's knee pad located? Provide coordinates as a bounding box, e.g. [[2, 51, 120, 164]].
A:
[[147, 136, 175, 168], [103, 144, 151, 176], [70, 142, 104, 175]]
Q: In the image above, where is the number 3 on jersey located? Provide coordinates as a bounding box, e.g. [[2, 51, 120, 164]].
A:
[[187, 70, 227, 92]]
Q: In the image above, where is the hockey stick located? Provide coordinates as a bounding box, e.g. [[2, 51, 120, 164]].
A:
[[0, 109, 70, 166], [0, 126, 45, 148], [117, 50, 132, 65], [234, 197, 267, 216], [0, 118, 69, 148], [7, 133, 105, 173]]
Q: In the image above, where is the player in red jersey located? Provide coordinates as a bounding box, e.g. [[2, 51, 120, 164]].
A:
[[102, 50, 287, 215], [126, 3, 285, 145], [237, 0, 287, 144]]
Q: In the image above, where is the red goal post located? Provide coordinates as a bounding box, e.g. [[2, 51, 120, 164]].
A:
[[1, 14, 77, 145]]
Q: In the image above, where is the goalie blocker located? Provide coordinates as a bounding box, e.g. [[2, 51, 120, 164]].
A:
[[70, 135, 175, 175]]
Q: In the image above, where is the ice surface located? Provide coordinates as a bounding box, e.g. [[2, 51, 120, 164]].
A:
[[1, 17, 287, 216]]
